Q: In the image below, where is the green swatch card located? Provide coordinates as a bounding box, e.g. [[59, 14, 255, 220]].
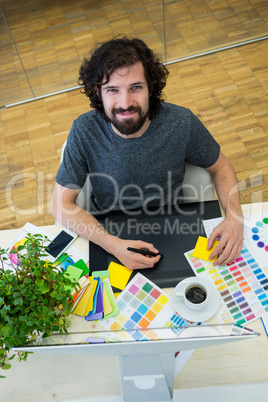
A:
[[72, 259, 89, 277], [64, 265, 84, 291]]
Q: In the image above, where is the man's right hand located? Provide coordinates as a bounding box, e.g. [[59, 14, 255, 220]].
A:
[[51, 184, 161, 270], [109, 237, 161, 270]]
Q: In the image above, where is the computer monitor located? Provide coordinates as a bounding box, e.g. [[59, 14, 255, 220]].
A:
[[14, 324, 259, 402], [89, 200, 221, 288]]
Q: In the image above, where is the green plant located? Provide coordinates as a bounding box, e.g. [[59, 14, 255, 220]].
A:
[[0, 233, 79, 377]]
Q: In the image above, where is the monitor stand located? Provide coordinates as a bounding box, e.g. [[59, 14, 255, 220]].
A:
[[119, 352, 175, 401]]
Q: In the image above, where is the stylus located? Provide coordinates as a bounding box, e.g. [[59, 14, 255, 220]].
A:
[[127, 247, 163, 258]]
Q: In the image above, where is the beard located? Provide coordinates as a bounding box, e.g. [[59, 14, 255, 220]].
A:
[[105, 105, 149, 135]]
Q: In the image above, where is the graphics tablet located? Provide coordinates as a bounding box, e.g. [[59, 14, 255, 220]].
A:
[[89, 200, 221, 288]]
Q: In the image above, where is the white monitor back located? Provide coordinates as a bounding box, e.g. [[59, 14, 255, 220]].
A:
[[13, 324, 259, 402], [13, 324, 259, 356]]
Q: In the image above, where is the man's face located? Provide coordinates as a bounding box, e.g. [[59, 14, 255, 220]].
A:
[[101, 62, 150, 138]]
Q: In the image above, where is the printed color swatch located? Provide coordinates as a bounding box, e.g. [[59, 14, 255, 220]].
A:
[[9, 239, 26, 265], [166, 312, 201, 328], [185, 246, 268, 326], [100, 273, 175, 341], [251, 217, 268, 251], [100, 273, 202, 342]]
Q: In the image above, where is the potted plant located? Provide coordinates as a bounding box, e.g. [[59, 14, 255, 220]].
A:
[[0, 233, 79, 377]]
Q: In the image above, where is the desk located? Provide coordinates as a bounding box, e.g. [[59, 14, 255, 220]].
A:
[[1, 203, 268, 401]]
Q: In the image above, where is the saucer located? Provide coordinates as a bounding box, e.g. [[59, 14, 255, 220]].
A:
[[172, 277, 220, 322]]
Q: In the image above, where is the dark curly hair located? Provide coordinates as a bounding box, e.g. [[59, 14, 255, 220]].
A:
[[79, 35, 169, 120]]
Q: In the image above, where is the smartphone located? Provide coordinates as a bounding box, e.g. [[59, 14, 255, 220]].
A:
[[46, 230, 78, 258]]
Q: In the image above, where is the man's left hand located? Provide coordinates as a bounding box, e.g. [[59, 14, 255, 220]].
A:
[[207, 216, 244, 266]]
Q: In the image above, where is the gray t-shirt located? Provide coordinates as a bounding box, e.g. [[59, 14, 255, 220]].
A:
[[56, 102, 220, 213]]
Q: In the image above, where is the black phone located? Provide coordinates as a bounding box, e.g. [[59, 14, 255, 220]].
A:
[[46, 230, 77, 258]]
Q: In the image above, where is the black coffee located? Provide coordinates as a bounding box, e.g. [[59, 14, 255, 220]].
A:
[[185, 286, 207, 304]]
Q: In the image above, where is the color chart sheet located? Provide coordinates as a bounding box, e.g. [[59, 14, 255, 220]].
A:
[[185, 247, 268, 326], [100, 272, 197, 341], [243, 210, 268, 268]]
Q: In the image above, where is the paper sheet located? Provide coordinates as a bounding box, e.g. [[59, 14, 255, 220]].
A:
[[185, 246, 268, 325], [261, 312, 268, 338], [100, 273, 201, 344], [2, 222, 89, 272], [243, 210, 268, 269], [202, 212, 268, 269], [174, 350, 195, 378]]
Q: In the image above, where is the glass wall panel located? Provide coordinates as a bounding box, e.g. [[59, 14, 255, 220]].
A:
[[164, 0, 268, 63], [0, 5, 33, 106], [0, 0, 165, 105], [0, 0, 267, 106]]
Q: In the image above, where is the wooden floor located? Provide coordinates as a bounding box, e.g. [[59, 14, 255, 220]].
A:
[[0, 1, 268, 231], [0, 0, 267, 105]]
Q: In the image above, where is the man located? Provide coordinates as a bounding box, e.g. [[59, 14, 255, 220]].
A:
[[51, 36, 244, 270]]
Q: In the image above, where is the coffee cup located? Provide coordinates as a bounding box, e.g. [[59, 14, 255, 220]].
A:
[[176, 280, 208, 310]]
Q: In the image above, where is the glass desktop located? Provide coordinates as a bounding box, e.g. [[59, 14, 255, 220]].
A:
[[14, 324, 259, 402]]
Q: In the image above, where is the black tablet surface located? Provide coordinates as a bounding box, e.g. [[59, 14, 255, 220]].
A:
[[89, 200, 221, 288]]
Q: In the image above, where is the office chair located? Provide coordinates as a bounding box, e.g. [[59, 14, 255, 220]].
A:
[[183, 162, 215, 202], [60, 141, 215, 210]]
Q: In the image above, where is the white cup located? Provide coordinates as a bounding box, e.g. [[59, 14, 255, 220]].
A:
[[176, 280, 209, 310]]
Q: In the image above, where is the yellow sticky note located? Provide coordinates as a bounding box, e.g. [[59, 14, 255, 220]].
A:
[[108, 261, 132, 291], [192, 236, 219, 262]]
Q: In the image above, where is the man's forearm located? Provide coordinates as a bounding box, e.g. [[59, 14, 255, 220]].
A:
[[214, 171, 243, 223], [213, 165, 243, 219], [51, 187, 116, 254], [50, 186, 160, 270], [207, 152, 243, 220], [206, 152, 244, 265]]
